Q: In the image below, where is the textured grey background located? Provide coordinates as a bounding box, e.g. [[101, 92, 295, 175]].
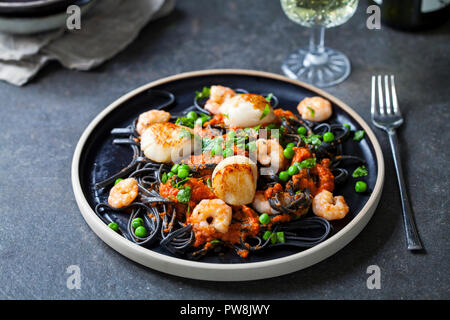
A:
[[0, 0, 449, 299]]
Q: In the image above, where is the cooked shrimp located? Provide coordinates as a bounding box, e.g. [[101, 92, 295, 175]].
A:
[[219, 94, 276, 127], [256, 138, 285, 174], [212, 155, 258, 206], [297, 96, 332, 122], [108, 178, 138, 209], [140, 122, 193, 163], [204, 85, 236, 114], [136, 109, 171, 135], [312, 190, 349, 221], [190, 199, 232, 234], [252, 191, 279, 215]]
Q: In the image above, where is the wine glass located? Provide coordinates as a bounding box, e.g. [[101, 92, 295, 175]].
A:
[[280, 0, 359, 87]]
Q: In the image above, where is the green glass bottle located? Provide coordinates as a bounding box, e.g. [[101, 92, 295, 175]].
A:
[[372, 0, 450, 31]]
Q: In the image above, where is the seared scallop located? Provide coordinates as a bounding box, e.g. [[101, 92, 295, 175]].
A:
[[212, 155, 258, 205], [140, 122, 193, 163], [219, 94, 276, 128]]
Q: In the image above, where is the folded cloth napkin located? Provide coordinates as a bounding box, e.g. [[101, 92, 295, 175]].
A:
[[0, 0, 175, 86]]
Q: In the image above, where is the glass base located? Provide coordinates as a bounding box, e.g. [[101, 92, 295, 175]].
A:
[[281, 47, 351, 88]]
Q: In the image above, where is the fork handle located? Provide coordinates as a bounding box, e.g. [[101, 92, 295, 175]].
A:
[[388, 130, 423, 250]]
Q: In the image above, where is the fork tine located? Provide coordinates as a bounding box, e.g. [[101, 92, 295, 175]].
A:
[[384, 75, 392, 114], [377, 75, 385, 115], [371, 75, 376, 117], [390, 75, 400, 115]]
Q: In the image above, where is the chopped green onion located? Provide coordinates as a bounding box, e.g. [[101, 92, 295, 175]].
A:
[[161, 172, 168, 184], [265, 93, 273, 102], [195, 87, 211, 100], [307, 106, 315, 117], [171, 164, 180, 173], [259, 104, 271, 120], [114, 178, 123, 186], [296, 158, 316, 170], [262, 231, 272, 241], [259, 213, 270, 225], [176, 186, 191, 203], [352, 165, 368, 178], [276, 232, 286, 243], [353, 130, 365, 141], [270, 233, 277, 244]]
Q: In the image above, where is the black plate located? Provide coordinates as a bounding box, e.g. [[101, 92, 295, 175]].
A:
[[78, 72, 378, 264], [0, 0, 78, 17]]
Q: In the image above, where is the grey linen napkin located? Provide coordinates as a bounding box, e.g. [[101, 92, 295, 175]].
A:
[[0, 0, 174, 86]]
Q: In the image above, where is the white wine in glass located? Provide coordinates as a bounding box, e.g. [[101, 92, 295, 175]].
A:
[[281, 0, 359, 87]]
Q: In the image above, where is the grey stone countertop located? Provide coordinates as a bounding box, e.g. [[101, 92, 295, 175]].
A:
[[0, 0, 448, 299]]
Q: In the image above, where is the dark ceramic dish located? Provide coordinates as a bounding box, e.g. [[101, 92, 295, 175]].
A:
[[77, 71, 380, 265]]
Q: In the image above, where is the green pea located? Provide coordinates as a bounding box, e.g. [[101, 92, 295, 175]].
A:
[[279, 171, 290, 182], [287, 165, 299, 176], [186, 111, 198, 121], [171, 164, 180, 173], [262, 231, 272, 241], [132, 218, 144, 229], [223, 148, 234, 157], [283, 147, 295, 159], [297, 126, 307, 135], [134, 226, 147, 238], [355, 181, 367, 193], [114, 178, 123, 186], [179, 164, 190, 172], [259, 213, 270, 225], [108, 222, 119, 232], [286, 142, 296, 149], [177, 168, 189, 179], [323, 132, 335, 143]]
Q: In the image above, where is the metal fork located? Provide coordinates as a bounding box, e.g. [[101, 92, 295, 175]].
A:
[[371, 75, 423, 251]]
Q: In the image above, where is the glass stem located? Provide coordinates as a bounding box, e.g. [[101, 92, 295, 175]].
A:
[[309, 26, 325, 56], [303, 26, 328, 67]]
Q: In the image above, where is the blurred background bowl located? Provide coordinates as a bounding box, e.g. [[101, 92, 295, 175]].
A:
[[0, 0, 78, 17]]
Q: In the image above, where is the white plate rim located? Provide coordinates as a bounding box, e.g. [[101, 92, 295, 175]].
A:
[[71, 69, 385, 281]]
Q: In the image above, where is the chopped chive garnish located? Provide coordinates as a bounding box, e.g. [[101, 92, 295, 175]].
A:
[[259, 104, 271, 120], [352, 165, 368, 178], [195, 87, 211, 100], [353, 130, 365, 141]]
